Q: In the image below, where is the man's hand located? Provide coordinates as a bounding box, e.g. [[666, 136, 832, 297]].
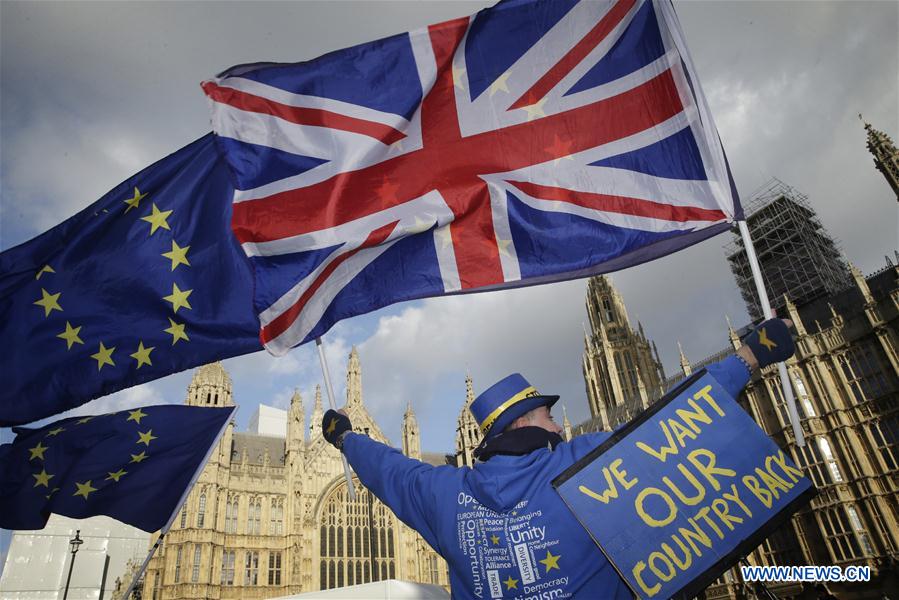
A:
[[323, 409, 352, 449], [739, 318, 795, 372]]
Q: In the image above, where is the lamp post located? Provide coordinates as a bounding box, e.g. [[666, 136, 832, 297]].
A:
[[62, 530, 83, 600]]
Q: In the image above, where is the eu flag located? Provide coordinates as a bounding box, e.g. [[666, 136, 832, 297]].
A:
[[0, 135, 262, 426], [0, 404, 233, 532]]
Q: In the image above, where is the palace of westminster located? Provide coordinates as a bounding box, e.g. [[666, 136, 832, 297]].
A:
[[117, 121, 899, 600]]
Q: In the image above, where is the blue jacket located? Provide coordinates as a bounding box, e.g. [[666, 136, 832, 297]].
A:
[[343, 356, 751, 600]]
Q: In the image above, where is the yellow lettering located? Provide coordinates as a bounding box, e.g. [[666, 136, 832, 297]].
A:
[[662, 464, 706, 506], [743, 474, 773, 508], [687, 449, 736, 492], [662, 540, 693, 571], [635, 487, 678, 527], [756, 466, 792, 499], [610, 458, 638, 491], [682, 517, 713, 555], [648, 551, 676, 582], [636, 421, 679, 462], [769, 450, 804, 484], [693, 506, 725, 540], [722, 483, 753, 518], [632, 561, 661, 597], [711, 498, 743, 531], [669, 419, 698, 446], [675, 399, 714, 433], [693, 385, 725, 417]]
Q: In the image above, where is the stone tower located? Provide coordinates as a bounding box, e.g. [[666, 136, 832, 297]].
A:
[[455, 374, 481, 467], [186, 362, 233, 407], [581, 276, 665, 430], [401, 403, 421, 460], [861, 116, 899, 201]]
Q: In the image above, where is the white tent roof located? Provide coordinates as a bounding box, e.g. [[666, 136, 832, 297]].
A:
[[272, 579, 450, 599]]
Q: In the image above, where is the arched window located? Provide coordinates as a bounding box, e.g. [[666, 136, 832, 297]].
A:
[[179, 505, 187, 529], [319, 481, 397, 589]]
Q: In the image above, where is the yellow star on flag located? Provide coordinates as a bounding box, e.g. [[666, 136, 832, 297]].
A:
[[325, 418, 338, 436], [452, 64, 467, 91], [496, 237, 513, 258], [539, 550, 561, 572], [28, 442, 48, 461], [137, 429, 158, 446], [46, 427, 65, 437], [57, 321, 84, 350], [91, 342, 116, 370], [140, 203, 173, 235], [130, 341, 155, 368], [164, 317, 189, 345], [45, 487, 60, 500], [106, 469, 127, 482], [503, 576, 519, 590], [127, 408, 148, 424], [520, 98, 547, 121], [35, 265, 55, 280], [490, 534, 500, 545], [488, 71, 511, 97], [77, 416, 94, 424], [162, 240, 191, 271], [32, 469, 54, 488], [130, 451, 148, 464], [123, 187, 147, 213], [73, 480, 97, 499], [163, 283, 193, 313], [758, 327, 777, 351], [34, 288, 62, 317], [434, 224, 454, 250]]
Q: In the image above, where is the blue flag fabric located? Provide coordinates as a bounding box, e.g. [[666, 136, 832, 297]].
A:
[[203, 0, 741, 355], [0, 135, 262, 426], [0, 404, 233, 532]]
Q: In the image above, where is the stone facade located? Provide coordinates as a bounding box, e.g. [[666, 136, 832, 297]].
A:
[[575, 262, 899, 599], [141, 349, 449, 599], [580, 275, 667, 431]]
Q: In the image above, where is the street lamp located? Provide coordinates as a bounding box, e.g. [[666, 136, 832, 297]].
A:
[[62, 530, 83, 600]]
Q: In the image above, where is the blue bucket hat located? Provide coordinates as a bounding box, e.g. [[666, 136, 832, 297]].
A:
[[470, 373, 559, 438]]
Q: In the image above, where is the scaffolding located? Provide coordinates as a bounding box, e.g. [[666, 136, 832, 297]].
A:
[[725, 178, 852, 321]]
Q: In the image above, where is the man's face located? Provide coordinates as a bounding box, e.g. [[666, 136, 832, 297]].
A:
[[527, 405, 562, 435]]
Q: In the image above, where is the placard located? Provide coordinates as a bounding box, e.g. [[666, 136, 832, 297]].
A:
[[553, 370, 815, 599]]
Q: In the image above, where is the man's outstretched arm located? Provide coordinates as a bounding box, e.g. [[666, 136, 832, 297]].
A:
[[322, 410, 446, 554]]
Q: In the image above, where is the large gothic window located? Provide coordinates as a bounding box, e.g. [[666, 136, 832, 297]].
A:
[[319, 481, 397, 590]]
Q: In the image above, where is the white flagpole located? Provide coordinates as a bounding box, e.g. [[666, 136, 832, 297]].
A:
[[119, 405, 237, 600], [737, 221, 806, 447], [316, 337, 357, 501]]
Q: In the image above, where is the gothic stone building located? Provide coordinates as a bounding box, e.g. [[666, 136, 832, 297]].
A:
[[141, 348, 449, 599], [579, 266, 899, 599]]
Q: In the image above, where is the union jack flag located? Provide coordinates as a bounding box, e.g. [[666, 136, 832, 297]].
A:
[[203, 0, 741, 355]]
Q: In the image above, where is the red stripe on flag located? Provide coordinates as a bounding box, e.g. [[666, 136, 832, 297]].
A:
[[231, 69, 684, 245], [260, 221, 400, 345], [202, 82, 407, 145], [508, 180, 727, 222], [509, 0, 637, 110]]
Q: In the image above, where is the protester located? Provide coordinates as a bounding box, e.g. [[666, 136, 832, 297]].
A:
[[323, 319, 795, 599]]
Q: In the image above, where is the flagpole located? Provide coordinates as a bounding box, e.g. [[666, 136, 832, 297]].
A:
[[316, 337, 357, 501], [737, 221, 806, 447], [119, 405, 237, 600]]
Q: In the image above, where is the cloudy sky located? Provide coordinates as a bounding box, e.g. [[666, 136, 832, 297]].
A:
[[1, 0, 896, 555]]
